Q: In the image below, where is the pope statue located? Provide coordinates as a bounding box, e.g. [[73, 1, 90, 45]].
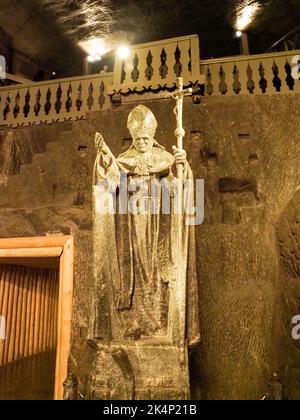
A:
[[92, 105, 200, 347]]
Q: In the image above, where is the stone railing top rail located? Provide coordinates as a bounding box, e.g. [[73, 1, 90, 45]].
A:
[[201, 49, 300, 66], [125, 34, 199, 50], [2, 73, 30, 85], [0, 72, 114, 92], [130, 34, 199, 51]]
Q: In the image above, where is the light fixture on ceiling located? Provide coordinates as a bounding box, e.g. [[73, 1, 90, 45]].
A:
[[87, 54, 102, 63], [236, 2, 260, 32], [116, 45, 130, 60], [87, 55, 95, 63], [79, 37, 111, 57]]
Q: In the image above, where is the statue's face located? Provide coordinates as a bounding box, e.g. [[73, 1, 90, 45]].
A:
[[133, 136, 154, 154]]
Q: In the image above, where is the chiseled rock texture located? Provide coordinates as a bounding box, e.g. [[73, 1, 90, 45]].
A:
[[0, 94, 299, 400]]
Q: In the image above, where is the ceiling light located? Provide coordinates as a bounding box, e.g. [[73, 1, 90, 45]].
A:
[[117, 45, 130, 60], [87, 54, 102, 63], [87, 55, 96, 63], [79, 37, 111, 57], [236, 2, 260, 31]]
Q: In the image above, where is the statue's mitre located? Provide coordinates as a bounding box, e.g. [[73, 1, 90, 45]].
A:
[[127, 105, 157, 139]]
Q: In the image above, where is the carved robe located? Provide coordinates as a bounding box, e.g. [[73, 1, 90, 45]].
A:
[[92, 141, 200, 345]]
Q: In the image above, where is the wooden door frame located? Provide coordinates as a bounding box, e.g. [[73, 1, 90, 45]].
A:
[[0, 235, 74, 400]]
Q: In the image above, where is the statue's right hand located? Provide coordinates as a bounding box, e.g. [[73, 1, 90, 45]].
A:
[[95, 132, 104, 151]]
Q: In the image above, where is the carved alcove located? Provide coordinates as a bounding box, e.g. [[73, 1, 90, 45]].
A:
[[276, 189, 300, 400]]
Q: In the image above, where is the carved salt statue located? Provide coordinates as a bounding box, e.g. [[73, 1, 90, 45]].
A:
[[89, 104, 200, 400]]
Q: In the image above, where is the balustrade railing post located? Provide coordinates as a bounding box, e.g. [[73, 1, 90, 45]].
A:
[[190, 35, 201, 79]]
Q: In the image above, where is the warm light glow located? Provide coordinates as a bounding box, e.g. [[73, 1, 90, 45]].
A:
[[117, 45, 130, 60], [79, 37, 111, 56], [236, 2, 260, 31], [87, 55, 96, 63], [87, 54, 102, 63], [80, 37, 131, 62], [236, 30, 242, 38]]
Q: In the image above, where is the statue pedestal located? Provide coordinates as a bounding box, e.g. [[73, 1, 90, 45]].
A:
[[88, 339, 190, 400]]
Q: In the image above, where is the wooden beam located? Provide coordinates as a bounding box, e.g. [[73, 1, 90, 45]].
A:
[[0, 247, 62, 258], [54, 237, 74, 400], [0, 236, 71, 250]]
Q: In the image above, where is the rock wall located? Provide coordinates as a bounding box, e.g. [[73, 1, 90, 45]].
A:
[[0, 94, 299, 399], [276, 189, 300, 401]]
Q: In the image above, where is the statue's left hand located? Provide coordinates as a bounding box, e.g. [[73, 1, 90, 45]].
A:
[[172, 146, 187, 166]]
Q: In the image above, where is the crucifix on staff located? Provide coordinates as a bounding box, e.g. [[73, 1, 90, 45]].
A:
[[165, 78, 194, 356]]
